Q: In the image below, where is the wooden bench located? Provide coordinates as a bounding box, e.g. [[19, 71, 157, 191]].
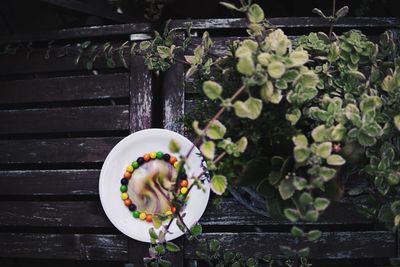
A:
[[0, 17, 399, 267]]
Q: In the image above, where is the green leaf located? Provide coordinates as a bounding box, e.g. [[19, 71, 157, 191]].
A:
[[288, 50, 309, 67], [299, 192, 313, 206], [312, 125, 328, 142], [166, 242, 181, 252], [139, 41, 151, 50], [292, 134, 308, 148], [206, 120, 226, 139], [363, 122, 383, 137], [247, 4, 264, 23], [358, 131, 376, 146], [279, 178, 295, 200], [314, 197, 330, 211], [157, 46, 170, 59], [149, 228, 158, 239], [336, 6, 349, 18], [211, 175, 227, 195], [152, 215, 162, 229], [235, 46, 252, 58], [233, 97, 263, 120], [203, 80, 222, 100], [257, 52, 271, 66], [394, 115, 400, 131], [319, 167, 336, 181], [348, 70, 366, 80], [268, 61, 286, 79], [236, 137, 248, 153], [312, 8, 327, 18], [305, 210, 319, 221], [209, 239, 220, 253], [237, 56, 255, 76], [200, 141, 215, 159], [169, 139, 180, 153], [284, 208, 300, 222], [307, 230, 322, 241], [155, 244, 166, 255], [291, 226, 304, 237], [190, 223, 202, 237], [316, 142, 332, 158], [159, 259, 172, 267], [294, 147, 311, 162], [297, 247, 310, 257], [246, 257, 257, 267], [220, 2, 241, 11], [286, 109, 301, 125], [327, 154, 346, 166], [331, 124, 346, 141]]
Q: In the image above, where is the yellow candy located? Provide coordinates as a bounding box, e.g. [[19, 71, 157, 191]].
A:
[[165, 210, 173, 216], [150, 152, 157, 159], [126, 165, 134, 173], [180, 187, 188, 194], [121, 193, 129, 200], [174, 161, 180, 169], [139, 212, 146, 220]]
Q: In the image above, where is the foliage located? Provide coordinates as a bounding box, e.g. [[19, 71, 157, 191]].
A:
[[135, 0, 400, 264]]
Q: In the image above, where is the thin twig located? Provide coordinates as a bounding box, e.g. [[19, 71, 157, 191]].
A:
[[328, 0, 337, 38], [172, 57, 191, 66]]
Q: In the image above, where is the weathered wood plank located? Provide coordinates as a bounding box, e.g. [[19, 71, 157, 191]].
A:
[[0, 73, 129, 104], [163, 35, 185, 134], [0, 197, 372, 228], [0, 201, 112, 228], [129, 55, 153, 131], [0, 233, 128, 261], [170, 17, 400, 30], [184, 231, 396, 259], [0, 137, 122, 164], [0, 24, 152, 44], [0, 170, 99, 196], [0, 105, 129, 134]]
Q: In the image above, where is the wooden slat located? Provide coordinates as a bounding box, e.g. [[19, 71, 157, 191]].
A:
[[184, 231, 396, 259], [0, 197, 372, 228], [0, 201, 112, 228], [163, 34, 185, 134], [170, 17, 400, 30], [0, 105, 129, 134], [0, 233, 128, 261], [0, 73, 129, 104], [0, 170, 99, 196], [0, 24, 152, 44], [0, 137, 121, 164], [129, 55, 153, 131]]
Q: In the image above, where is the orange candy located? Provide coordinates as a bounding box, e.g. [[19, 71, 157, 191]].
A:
[[145, 214, 152, 222], [143, 154, 150, 161], [124, 172, 132, 179], [171, 206, 177, 213], [169, 156, 177, 165], [124, 199, 132, 207], [180, 180, 188, 187]]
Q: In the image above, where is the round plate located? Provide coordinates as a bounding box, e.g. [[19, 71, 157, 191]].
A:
[[99, 128, 210, 242]]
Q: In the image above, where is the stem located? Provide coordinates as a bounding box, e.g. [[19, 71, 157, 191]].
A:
[[185, 84, 246, 159], [177, 212, 193, 235], [172, 57, 191, 66], [328, 0, 336, 38]]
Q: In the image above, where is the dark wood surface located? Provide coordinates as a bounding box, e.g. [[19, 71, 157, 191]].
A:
[[0, 18, 398, 267]]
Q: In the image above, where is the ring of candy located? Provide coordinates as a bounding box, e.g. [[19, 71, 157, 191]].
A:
[[120, 151, 189, 223]]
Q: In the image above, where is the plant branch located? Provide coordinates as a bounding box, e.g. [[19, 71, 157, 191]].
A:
[[329, 0, 337, 38]]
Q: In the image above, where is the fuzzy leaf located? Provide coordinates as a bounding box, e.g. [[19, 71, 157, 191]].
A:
[[203, 80, 222, 100], [268, 61, 286, 79], [279, 178, 295, 200], [236, 137, 248, 152], [200, 141, 215, 159], [169, 139, 180, 153], [294, 147, 310, 162], [206, 120, 226, 139], [166, 242, 181, 252], [336, 6, 349, 18], [292, 134, 308, 148], [237, 56, 255, 76], [327, 154, 346, 166], [314, 197, 330, 211], [312, 125, 328, 142], [284, 208, 300, 222], [233, 97, 263, 120], [319, 167, 336, 181], [211, 175, 227, 195], [316, 142, 332, 158], [247, 4, 264, 23], [157, 46, 170, 59], [307, 230, 322, 241], [288, 50, 309, 67], [394, 115, 400, 131]]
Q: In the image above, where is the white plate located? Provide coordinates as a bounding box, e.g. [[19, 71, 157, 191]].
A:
[[99, 128, 210, 242]]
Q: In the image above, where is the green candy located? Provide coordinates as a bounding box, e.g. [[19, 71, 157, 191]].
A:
[[131, 161, 139, 168], [120, 185, 128, 192], [132, 211, 140, 218], [156, 151, 164, 159]]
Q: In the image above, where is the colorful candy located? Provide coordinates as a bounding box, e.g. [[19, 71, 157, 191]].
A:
[[120, 151, 188, 225]]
